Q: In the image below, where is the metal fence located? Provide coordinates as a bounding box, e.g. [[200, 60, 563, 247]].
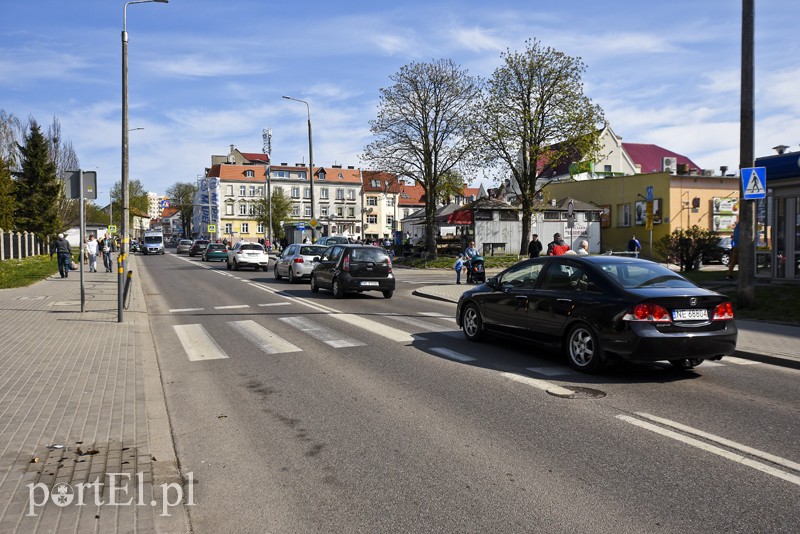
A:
[[0, 229, 47, 261]]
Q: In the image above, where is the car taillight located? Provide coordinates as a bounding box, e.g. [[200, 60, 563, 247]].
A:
[[623, 303, 672, 322], [343, 255, 350, 272], [293, 257, 304, 264], [712, 302, 734, 320]]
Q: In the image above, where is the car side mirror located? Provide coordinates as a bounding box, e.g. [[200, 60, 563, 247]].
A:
[[486, 277, 499, 290]]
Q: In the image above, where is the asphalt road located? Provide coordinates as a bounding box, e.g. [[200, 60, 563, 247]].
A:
[[138, 250, 800, 534]]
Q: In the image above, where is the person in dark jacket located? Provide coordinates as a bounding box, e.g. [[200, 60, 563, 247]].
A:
[[50, 233, 72, 278], [527, 234, 543, 258], [546, 233, 570, 256]]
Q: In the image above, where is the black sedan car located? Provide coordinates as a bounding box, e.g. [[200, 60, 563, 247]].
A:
[[702, 236, 733, 265], [456, 256, 737, 373], [310, 245, 395, 298]]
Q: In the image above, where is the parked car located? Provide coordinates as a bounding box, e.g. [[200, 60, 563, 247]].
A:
[[316, 235, 350, 246], [702, 236, 733, 266], [176, 239, 193, 255], [310, 244, 395, 298], [456, 255, 737, 373], [227, 242, 269, 271], [130, 239, 140, 253], [203, 243, 228, 262], [189, 239, 210, 257], [274, 244, 328, 283]]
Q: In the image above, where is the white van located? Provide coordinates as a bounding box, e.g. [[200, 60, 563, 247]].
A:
[[142, 230, 165, 255]]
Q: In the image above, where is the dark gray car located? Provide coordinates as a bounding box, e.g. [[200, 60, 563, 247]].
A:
[[310, 245, 395, 298]]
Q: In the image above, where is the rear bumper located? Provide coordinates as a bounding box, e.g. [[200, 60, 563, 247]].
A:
[[341, 274, 395, 292], [603, 322, 738, 361]]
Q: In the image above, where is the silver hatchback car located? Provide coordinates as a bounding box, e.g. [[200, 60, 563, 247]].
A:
[[274, 244, 328, 283]]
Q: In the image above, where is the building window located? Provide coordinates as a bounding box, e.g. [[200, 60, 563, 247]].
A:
[[245, 170, 255, 177], [291, 187, 300, 199], [241, 223, 249, 234], [336, 206, 344, 217], [248, 204, 256, 216], [336, 188, 344, 200], [387, 215, 394, 227], [240, 186, 246, 196], [347, 190, 356, 200], [320, 188, 329, 199], [304, 187, 311, 199], [257, 223, 264, 233], [603, 164, 612, 173], [367, 196, 378, 206], [239, 204, 248, 216], [291, 206, 300, 217], [366, 215, 377, 224], [386, 197, 395, 207], [257, 186, 264, 196], [226, 185, 233, 196], [543, 211, 560, 220], [403, 209, 409, 218], [320, 205, 329, 217], [250, 185, 256, 196], [348, 207, 355, 218], [223, 223, 232, 234], [273, 186, 283, 196], [226, 204, 234, 216], [297, 171, 306, 180], [304, 206, 311, 217], [618, 204, 631, 227]]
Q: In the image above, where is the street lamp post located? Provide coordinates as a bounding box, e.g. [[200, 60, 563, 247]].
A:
[[282, 96, 315, 241], [121, 0, 168, 323]]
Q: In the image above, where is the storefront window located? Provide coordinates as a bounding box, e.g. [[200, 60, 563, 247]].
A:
[[755, 196, 772, 276], [776, 198, 786, 278]]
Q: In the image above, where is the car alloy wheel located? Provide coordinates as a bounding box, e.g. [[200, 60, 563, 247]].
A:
[[721, 253, 730, 266], [274, 264, 282, 280], [288, 268, 295, 284], [332, 277, 345, 298], [461, 304, 484, 341], [669, 358, 704, 370], [566, 323, 605, 373], [310, 274, 319, 293]]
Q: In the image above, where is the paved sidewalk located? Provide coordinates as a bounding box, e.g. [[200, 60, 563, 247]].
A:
[[0, 255, 188, 534], [413, 284, 800, 370]]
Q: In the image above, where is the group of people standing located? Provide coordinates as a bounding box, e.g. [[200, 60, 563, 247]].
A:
[[527, 233, 589, 258], [50, 233, 115, 278]]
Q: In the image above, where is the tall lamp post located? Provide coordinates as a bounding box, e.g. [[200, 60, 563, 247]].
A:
[[121, 0, 168, 323], [282, 96, 315, 241]]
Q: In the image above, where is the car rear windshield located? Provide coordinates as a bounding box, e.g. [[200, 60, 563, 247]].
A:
[[301, 246, 327, 256], [207, 244, 225, 250], [350, 248, 389, 262], [240, 244, 263, 251], [596, 261, 695, 289], [180, 240, 192, 245]]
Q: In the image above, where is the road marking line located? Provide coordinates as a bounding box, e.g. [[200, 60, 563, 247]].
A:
[[169, 307, 204, 313], [229, 320, 302, 354], [525, 366, 572, 377], [279, 316, 365, 348], [724, 356, 761, 365], [431, 347, 475, 362], [634, 412, 800, 472], [617, 415, 800, 487], [330, 313, 415, 343], [500, 372, 575, 396], [214, 304, 250, 310], [173, 324, 229, 361], [258, 302, 291, 307], [382, 313, 454, 332]]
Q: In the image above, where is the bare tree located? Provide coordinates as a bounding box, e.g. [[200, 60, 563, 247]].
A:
[[475, 39, 604, 254], [166, 181, 198, 238], [363, 59, 482, 256], [0, 109, 23, 168]]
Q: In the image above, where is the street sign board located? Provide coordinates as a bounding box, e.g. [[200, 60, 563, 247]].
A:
[[297, 222, 306, 231], [646, 186, 654, 202], [109, 225, 117, 233], [310, 219, 318, 229], [62, 170, 97, 199], [741, 167, 766, 200], [208, 224, 216, 232]]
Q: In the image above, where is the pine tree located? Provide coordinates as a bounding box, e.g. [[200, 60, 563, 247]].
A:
[[14, 121, 61, 239], [0, 156, 14, 230]]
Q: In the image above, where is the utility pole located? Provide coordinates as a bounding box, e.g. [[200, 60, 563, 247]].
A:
[[262, 128, 272, 247], [738, 0, 756, 307]]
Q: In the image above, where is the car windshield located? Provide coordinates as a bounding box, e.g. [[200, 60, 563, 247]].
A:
[[300, 246, 327, 256], [596, 260, 696, 289], [350, 248, 389, 262], [144, 236, 162, 244]]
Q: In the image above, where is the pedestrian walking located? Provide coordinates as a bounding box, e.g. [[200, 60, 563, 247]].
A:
[[454, 253, 464, 284], [98, 233, 113, 272], [627, 235, 641, 258], [50, 233, 72, 278], [547, 233, 570, 256], [527, 234, 543, 258], [86, 235, 99, 272], [727, 221, 740, 280], [576, 240, 589, 255], [83, 237, 88, 265]]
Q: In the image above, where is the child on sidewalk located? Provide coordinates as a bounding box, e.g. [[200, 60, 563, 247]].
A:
[[454, 253, 464, 284]]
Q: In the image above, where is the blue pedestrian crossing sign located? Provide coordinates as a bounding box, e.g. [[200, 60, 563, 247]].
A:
[[741, 167, 766, 200]]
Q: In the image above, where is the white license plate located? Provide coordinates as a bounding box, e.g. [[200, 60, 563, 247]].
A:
[[673, 308, 708, 320], [361, 281, 379, 287]]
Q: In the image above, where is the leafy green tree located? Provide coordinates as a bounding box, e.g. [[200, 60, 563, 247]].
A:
[[655, 226, 720, 272], [110, 178, 150, 224], [166, 181, 198, 238], [14, 121, 61, 239], [0, 156, 14, 229], [475, 39, 604, 254], [436, 170, 466, 205], [255, 188, 292, 240], [363, 59, 482, 257]]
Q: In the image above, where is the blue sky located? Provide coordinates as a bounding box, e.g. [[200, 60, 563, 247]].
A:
[[1, 0, 797, 199]]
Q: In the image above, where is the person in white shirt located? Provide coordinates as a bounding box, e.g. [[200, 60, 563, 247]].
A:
[[576, 240, 589, 255], [86, 235, 99, 272]]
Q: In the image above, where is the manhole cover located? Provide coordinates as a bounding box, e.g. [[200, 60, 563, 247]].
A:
[[547, 386, 606, 399]]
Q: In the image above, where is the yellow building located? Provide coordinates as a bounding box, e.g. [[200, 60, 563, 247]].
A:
[[544, 172, 741, 255]]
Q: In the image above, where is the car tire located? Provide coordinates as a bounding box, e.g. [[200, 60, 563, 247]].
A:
[[721, 253, 730, 266], [262, 265, 269, 272], [274, 264, 282, 280], [234, 260, 240, 271], [288, 268, 295, 284], [669, 358, 704, 370], [461, 303, 484, 341], [565, 323, 605, 373], [332, 277, 345, 298], [310, 274, 319, 293], [382, 290, 393, 299], [226, 260, 231, 270]]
